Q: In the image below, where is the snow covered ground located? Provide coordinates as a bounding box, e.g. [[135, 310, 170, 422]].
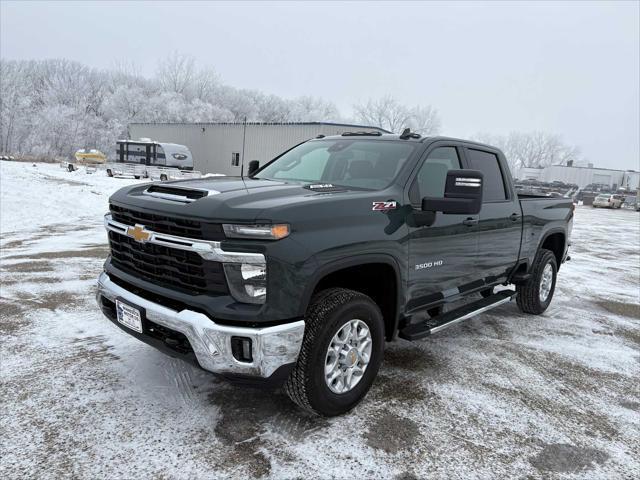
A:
[[1, 161, 639, 479]]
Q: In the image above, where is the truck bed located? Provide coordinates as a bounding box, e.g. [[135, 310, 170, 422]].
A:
[[518, 196, 574, 268]]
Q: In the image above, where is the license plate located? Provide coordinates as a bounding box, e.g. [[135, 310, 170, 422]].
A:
[[116, 299, 143, 333]]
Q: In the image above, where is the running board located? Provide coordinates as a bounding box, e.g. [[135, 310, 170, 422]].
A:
[[399, 290, 517, 341]]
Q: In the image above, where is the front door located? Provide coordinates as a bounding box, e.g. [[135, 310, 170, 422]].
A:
[[407, 144, 479, 312]]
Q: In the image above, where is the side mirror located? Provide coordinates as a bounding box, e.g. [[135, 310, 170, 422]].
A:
[[422, 170, 483, 215], [247, 160, 260, 176]]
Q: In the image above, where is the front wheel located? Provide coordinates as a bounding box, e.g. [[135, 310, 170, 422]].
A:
[[516, 248, 557, 314], [284, 288, 384, 416]]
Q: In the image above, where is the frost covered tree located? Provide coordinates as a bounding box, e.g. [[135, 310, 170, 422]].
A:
[[473, 131, 581, 172], [156, 52, 197, 98], [353, 95, 441, 135], [2, 56, 445, 160], [0, 57, 334, 159], [289, 96, 340, 122]]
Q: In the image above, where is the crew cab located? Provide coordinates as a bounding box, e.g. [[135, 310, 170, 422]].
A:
[[96, 132, 573, 416]]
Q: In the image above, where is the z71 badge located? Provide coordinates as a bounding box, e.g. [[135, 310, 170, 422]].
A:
[[372, 201, 397, 211]]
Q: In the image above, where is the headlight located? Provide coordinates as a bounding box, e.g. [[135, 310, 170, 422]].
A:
[[223, 224, 290, 240], [223, 262, 267, 304]]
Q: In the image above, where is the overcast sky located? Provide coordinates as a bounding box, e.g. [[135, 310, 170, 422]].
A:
[[2, 1, 638, 170]]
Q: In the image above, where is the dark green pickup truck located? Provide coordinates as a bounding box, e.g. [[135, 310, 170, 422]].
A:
[[97, 132, 573, 416]]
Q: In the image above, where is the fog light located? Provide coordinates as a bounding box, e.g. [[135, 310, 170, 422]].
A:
[[223, 262, 267, 304], [231, 336, 253, 363]]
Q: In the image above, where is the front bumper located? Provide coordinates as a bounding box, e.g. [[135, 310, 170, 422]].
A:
[[96, 272, 304, 378]]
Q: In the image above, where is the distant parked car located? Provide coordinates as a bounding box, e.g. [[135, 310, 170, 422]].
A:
[[593, 194, 623, 208], [622, 196, 639, 211]]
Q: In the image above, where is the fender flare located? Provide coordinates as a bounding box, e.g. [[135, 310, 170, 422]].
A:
[[534, 227, 567, 268], [298, 253, 404, 338]]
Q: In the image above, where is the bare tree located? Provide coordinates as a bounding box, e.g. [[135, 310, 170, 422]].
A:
[[157, 52, 196, 97], [289, 96, 340, 122], [192, 68, 220, 103], [474, 131, 581, 172], [410, 104, 442, 136], [353, 95, 441, 135]]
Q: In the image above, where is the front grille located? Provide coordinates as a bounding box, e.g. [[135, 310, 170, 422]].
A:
[[109, 204, 224, 240], [108, 231, 228, 295], [109, 274, 195, 312]]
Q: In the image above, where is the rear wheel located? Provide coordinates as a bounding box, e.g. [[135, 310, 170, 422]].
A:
[[160, 174, 168, 181], [284, 288, 384, 416], [516, 248, 557, 314], [106, 169, 113, 177]]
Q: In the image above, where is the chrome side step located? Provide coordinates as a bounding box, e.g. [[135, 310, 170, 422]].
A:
[[399, 290, 516, 341]]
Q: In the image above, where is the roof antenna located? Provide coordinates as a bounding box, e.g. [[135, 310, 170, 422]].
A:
[[400, 128, 421, 140], [240, 116, 247, 178]]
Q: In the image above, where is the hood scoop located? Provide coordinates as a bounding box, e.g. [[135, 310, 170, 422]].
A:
[[143, 184, 219, 203]]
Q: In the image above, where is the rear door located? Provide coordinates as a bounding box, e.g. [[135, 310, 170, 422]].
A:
[[406, 143, 479, 312], [463, 147, 521, 285]]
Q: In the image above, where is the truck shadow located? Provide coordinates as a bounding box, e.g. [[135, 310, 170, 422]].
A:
[[205, 384, 329, 476]]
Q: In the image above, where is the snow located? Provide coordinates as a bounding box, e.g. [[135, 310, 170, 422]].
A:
[[1, 161, 639, 479], [0, 161, 143, 236]]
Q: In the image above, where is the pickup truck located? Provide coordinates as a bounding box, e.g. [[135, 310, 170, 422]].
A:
[[96, 132, 573, 416]]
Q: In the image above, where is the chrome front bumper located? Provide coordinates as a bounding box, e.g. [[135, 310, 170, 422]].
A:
[[96, 272, 304, 378]]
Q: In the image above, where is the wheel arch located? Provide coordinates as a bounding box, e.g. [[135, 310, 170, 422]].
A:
[[537, 228, 566, 269], [300, 254, 403, 341]]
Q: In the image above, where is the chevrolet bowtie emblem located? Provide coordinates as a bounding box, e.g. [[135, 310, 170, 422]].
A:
[[126, 224, 151, 243]]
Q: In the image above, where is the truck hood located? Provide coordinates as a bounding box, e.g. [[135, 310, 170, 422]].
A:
[[109, 176, 372, 222]]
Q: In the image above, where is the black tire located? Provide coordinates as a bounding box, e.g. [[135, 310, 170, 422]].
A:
[[160, 174, 168, 181], [516, 248, 557, 314], [106, 169, 113, 177], [134, 175, 140, 179], [284, 288, 384, 416], [67, 164, 75, 172]]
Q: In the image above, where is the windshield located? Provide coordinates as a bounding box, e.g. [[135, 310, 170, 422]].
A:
[[254, 139, 416, 190], [596, 194, 610, 200]]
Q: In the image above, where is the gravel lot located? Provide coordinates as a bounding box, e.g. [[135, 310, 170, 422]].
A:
[[1, 162, 639, 479]]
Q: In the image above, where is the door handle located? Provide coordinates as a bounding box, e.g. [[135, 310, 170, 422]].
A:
[[462, 217, 478, 226], [509, 213, 521, 222]]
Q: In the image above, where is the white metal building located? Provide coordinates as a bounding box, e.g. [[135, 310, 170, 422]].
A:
[[128, 122, 389, 175], [517, 164, 640, 190]]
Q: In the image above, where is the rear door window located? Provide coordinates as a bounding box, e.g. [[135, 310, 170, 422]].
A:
[[465, 149, 508, 202]]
